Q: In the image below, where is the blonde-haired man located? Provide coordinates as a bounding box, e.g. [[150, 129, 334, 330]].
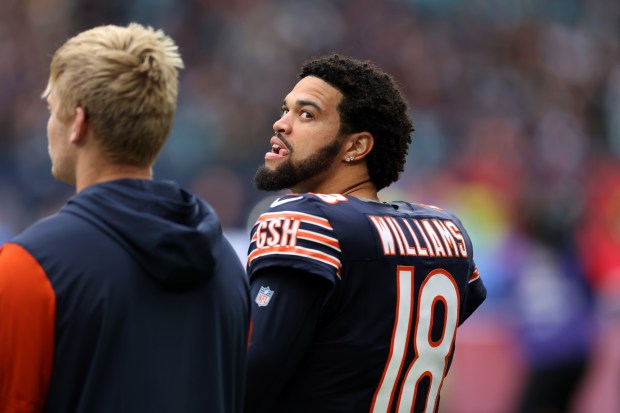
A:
[[0, 23, 250, 413]]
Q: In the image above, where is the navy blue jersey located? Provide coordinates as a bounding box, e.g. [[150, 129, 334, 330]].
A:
[[246, 193, 486, 413]]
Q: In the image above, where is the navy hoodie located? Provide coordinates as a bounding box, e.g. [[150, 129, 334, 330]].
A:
[[0, 179, 250, 413]]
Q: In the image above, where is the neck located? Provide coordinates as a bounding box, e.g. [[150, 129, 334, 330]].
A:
[[75, 162, 153, 193], [291, 162, 379, 200], [342, 179, 379, 201], [294, 175, 379, 200], [341, 179, 379, 201]]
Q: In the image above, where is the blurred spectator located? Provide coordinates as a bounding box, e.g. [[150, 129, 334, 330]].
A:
[[578, 158, 620, 311], [509, 197, 595, 413]]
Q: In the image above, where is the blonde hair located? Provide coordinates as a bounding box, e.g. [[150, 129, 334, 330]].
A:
[[43, 23, 184, 166]]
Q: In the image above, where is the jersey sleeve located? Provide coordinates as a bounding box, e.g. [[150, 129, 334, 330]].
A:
[[441, 211, 487, 325], [0, 243, 56, 413], [459, 265, 487, 324], [247, 196, 342, 285], [245, 266, 330, 413]]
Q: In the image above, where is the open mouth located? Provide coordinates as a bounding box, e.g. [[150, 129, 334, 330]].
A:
[[266, 136, 290, 160], [271, 143, 289, 157]]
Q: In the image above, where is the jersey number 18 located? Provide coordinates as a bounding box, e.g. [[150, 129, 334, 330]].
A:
[[370, 266, 459, 413]]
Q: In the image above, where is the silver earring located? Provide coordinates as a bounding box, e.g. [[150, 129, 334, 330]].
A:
[[346, 156, 355, 162]]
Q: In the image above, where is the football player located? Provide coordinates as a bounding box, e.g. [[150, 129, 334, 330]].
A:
[[245, 54, 486, 413]]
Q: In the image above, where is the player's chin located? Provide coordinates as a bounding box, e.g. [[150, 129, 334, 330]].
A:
[[264, 157, 290, 170], [254, 166, 292, 191]]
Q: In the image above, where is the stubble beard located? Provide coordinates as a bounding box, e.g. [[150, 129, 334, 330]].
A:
[[253, 137, 343, 192]]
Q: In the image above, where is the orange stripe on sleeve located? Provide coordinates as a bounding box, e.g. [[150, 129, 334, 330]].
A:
[[248, 245, 342, 277], [255, 211, 333, 230], [0, 243, 56, 413], [296, 230, 341, 251], [468, 267, 480, 283]]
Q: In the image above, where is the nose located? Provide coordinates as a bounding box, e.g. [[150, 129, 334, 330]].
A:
[[273, 113, 292, 135]]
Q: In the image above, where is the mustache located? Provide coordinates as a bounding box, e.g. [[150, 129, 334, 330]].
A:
[[276, 132, 293, 152]]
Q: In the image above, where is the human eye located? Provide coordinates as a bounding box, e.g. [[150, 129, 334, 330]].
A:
[[280, 106, 289, 117], [300, 110, 313, 119]]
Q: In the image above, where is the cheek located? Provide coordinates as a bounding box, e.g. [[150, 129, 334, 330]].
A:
[[47, 115, 58, 140]]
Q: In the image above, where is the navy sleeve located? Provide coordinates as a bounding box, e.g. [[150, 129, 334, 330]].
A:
[[247, 196, 343, 285], [245, 267, 330, 413], [459, 277, 487, 325]]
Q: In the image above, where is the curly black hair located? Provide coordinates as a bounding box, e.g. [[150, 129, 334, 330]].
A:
[[299, 54, 414, 191]]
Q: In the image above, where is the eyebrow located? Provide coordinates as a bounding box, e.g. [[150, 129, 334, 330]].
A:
[[283, 98, 323, 113]]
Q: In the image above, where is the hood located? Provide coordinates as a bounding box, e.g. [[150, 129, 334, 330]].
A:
[[63, 179, 220, 288]]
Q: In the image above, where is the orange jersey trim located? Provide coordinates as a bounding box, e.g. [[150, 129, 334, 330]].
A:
[[254, 211, 333, 230], [0, 243, 56, 413], [468, 267, 480, 283], [296, 229, 341, 251], [248, 245, 342, 278]]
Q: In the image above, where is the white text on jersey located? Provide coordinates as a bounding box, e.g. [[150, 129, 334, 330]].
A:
[[369, 216, 468, 258], [254, 217, 302, 248]]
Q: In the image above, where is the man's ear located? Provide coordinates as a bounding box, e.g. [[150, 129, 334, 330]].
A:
[[69, 107, 88, 144], [342, 132, 374, 162]]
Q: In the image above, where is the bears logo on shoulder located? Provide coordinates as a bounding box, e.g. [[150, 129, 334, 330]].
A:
[[255, 286, 274, 307]]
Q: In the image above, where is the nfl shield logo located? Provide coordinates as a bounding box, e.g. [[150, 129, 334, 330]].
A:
[[255, 286, 274, 307]]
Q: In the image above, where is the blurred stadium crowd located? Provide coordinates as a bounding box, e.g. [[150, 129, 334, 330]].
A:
[[1, 0, 620, 411]]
